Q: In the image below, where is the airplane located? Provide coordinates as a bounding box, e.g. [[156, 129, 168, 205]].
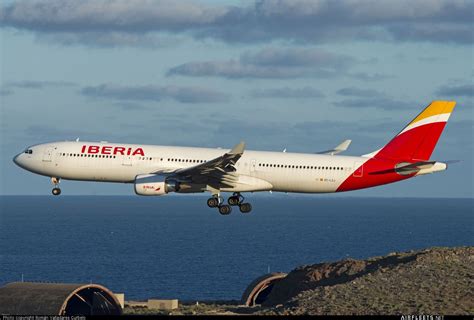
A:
[[13, 101, 456, 215]]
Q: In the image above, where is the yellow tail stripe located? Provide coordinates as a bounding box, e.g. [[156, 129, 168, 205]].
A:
[[408, 101, 456, 126]]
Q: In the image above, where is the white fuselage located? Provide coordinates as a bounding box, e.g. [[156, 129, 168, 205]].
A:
[[14, 141, 370, 193]]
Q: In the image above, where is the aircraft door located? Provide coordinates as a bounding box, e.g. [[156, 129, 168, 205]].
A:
[[42, 147, 54, 162], [122, 155, 132, 166], [250, 159, 257, 174], [353, 161, 363, 177]]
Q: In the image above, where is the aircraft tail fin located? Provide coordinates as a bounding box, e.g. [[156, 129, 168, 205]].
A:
[[366, 101, 456, 161]]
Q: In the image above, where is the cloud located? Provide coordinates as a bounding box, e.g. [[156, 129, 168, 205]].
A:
[[333, 97, 418, 110], [417, 56, 444, 62], [167, 47, 355, 79], [2, 0, 472, 46], [436, 84, 474, 97], [81, 84, 230, 103], [6, 80, 77, 89], [36, 32, 180, 48], [349, 72, 394, 82], [388, 24, 473, 45], [210, 118, 401, 154], [250, 87, 325, 99], [112, 102, 149, 111], [23, 125, 105, 141], [0, 88, 13, 96], [0, 0, 223, 32], [334, 87, 419, 110], [336, 87, 384, 98]]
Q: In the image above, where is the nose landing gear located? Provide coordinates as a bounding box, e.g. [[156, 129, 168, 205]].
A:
[[51, 177, 61, 196]]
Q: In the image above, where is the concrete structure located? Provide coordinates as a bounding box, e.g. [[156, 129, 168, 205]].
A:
[[0, 282, 122, 315], [126, 300, 147, 307], [114, 293, 125, 308], [241, 273, 288, 307], [148, 299, 179, 310]]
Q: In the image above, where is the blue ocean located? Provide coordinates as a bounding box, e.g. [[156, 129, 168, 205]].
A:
[[0, 196, 472, 301]]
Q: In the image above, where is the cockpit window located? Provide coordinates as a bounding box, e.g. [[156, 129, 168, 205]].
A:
[[24, 149, 33, 154]]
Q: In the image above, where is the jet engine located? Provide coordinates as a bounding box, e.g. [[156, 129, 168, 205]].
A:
[[134, 174, 180, 196]]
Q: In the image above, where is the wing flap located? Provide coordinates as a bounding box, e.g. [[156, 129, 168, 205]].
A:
[[168, 141, 246, 189]]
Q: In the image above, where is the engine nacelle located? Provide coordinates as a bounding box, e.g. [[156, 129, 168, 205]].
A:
[[134, 174, 180, 196]]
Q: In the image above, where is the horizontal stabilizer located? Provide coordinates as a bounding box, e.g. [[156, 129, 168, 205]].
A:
[[317, 139, 351, 155], [444, 160, 461, 165], [369, 161, 448, 176]]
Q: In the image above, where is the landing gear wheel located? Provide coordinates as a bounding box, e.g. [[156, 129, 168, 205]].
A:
[[207, 195, 224, 208], [239, 203, 252, 213], [51, 177, 61, 196], [218, 205, 232, 215], [228, 196, 240, 206], [52, 187, 61, 196], [207, 197, 219, 208], [228, 192, 244, 206]]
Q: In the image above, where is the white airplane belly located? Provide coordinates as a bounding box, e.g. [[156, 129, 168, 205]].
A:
[[252, 169, 343, 193]]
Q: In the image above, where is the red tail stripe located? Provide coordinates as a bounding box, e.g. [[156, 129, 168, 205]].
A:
[[374, 122, 446, 161], [337, 158, 413, 192]]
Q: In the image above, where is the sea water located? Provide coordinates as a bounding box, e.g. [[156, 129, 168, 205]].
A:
[[0, 196, 472, 301]]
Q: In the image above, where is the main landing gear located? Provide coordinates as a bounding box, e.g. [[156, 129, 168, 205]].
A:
[[207, 192, 252, 215], [51, 177, 61, 196]]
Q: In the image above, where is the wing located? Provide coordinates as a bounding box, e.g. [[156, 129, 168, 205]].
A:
[[159, 141, 246, 189], [317, 139, 351, 155]]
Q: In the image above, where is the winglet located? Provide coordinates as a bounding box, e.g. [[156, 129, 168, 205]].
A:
[[229, 141, 245, 155], [317, 139, 351, 155], [333, 139, 351, 154]]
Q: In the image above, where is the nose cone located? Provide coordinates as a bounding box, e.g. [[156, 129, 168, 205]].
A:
[[13, 153, 24, 168]]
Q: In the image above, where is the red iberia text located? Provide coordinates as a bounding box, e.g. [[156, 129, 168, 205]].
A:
[[81, 145, 145, 156]]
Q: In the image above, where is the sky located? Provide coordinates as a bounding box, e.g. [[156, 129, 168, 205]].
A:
[[0, 0, 473, 197]]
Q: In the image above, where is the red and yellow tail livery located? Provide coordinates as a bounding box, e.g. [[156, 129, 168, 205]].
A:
[[337, 101, 456, 192], [374, 101, 456, 161]]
